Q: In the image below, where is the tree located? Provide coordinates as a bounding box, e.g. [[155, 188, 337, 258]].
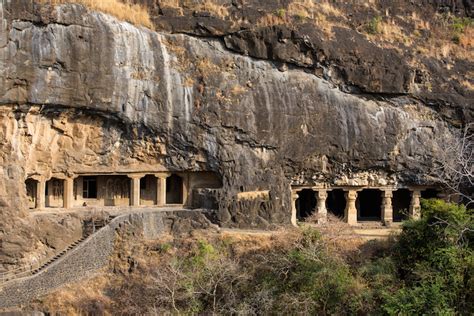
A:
[[435, 123, 473, 207]]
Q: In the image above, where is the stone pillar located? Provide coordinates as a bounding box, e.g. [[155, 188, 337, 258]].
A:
[[409, 190, 421, 219], [156, 176, 167, 206], [316, 190, 328, 224], [182, 174, 190, 207], [63, 177, 74, 209], [36, 179, 46, 209], [382, 190, 393, 226], [129, 175, 141, 206], [344, 190, 358, 225], [45, 180, 52, 207], [291, 191, 298, 227]]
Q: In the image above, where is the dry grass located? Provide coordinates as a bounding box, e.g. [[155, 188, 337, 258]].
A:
[[194, 1, 229, 18], [378, 20, 412, 45], [196, 57, 220, 78], [158, 0, 229, 18], [458, 26, 474, 48], [288, 0, 343, 19], [460, 79, 474, 91], [258, 0, 344, 35], [257, 13, 292, 27], [37, 0, 154, 29]]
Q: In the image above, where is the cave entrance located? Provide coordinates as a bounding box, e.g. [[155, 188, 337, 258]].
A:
[[357, 189, 382, 221], [296, 189, 316, 220], [393, 189, 411, 222], [326, 189, 346, 218], [45, 178, 64, 208], [25, 178, 38, 209], [166, 174, 183, 204], [140, 174, 158, 206], [421, 188, 439, 199]]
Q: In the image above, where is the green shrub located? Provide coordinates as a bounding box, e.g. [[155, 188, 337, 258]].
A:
[[383, 277, 456, 315], [388, 199, 474, 314], [276, 8, 286, 18], [451, 17, 473, 34], [367, 16, 382, 34], [450, 17, 473, 44]]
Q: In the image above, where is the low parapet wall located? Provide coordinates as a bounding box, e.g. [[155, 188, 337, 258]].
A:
[[0, 209, 216, 309]]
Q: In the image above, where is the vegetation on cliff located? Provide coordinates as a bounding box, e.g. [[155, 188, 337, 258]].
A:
[[34, 200, 474, 315], [38, 0, 154, 28]]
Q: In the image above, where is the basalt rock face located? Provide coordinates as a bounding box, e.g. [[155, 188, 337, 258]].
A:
[[0, 1, 469, 267], [150, 0, 473, 124]]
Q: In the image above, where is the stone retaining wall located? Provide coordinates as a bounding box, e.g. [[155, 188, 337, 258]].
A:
[[0, 209, 216, 309]]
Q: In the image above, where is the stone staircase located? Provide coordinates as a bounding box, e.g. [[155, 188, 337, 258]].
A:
[[0, 216, 114, 285], [29, 235, 88, 276], [0, 209, 215, 309]]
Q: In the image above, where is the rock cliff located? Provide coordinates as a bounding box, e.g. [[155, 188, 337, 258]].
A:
[[0, 0, 472, 269]]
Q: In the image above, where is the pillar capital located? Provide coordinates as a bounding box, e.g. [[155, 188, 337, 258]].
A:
[[128, 173, 145, 179], [412, 189, 421, 197], [28, 175, 45, 182], [155, 172, 171, 179], [316, 189, 327, 199], [291, 191, 299, 200], [345, 190, 358, 200]]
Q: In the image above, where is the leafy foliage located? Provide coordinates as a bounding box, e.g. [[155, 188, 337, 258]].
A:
[[387, 199, 474, 314]]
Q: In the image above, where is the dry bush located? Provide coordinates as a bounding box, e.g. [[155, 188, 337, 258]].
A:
[[434, 123, 474, 206], [196, 57, 220, 79], [33, 274, 112, 315], [37, 0, 154, 29]]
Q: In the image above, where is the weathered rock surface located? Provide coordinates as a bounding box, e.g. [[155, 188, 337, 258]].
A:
[[0, 1, 471, 268]]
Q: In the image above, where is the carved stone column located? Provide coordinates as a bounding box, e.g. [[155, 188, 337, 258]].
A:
[[382, 190, 393, 226], [182, 173, 190, 207], [291, 191, 298, 227], [156, 175, 167, 206], [63, 177, 74, 209], [36, 178, 46, 209], [129, 175, 142, 206], [409, 190, 421, 219], [344, 190, 358, 225], [316, 190, 328, 224]]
